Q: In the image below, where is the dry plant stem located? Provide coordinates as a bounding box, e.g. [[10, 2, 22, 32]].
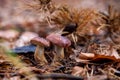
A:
[[54, 45, 64, 60], [34, 45, 48, 64], [71, 33, 77, 46], [37, 73, 83, 80]]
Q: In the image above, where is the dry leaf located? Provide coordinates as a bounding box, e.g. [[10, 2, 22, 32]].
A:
[[79, 52, 95, 60], [75, 58, 90, 63], [90, 55, 120, 63]]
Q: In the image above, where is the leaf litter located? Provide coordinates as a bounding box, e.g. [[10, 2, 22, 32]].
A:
[[0, 0, 120, 80]]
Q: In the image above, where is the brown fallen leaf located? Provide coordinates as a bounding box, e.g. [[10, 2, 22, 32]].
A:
[[77, 51, 120, 64], [79, 52, 95, 60], [75, 58, 90, 63], [90, 55, 120, 63]]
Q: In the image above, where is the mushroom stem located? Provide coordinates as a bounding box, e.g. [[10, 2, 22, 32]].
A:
[[34, 45, 48, 64], [54, 45, 64, 59]]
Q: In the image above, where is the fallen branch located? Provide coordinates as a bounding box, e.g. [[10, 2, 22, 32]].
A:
[[37, 73, 83, 80]]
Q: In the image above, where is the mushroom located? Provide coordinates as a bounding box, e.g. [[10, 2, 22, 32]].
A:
[[30, 37, 50, 65], [46, 33, 71, 60]]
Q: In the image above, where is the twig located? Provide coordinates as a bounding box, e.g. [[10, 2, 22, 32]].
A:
[[0, 72, 18, 76], [37, 73, 83, 80], [0, 73, 83, 80]]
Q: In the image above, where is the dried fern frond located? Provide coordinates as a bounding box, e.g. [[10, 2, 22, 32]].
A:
[[19, 0, 57, 23], [91, 5, 120, 44], [97, 5, 120, 32], [51, 6, 96, 34], [22, 0, 55, 13], [51, 6, 73, 26], [76, 9, 96, 34]]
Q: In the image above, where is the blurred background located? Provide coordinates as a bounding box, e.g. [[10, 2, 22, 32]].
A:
[[0, 0, 120, 26], [0, 0, 120, 49]]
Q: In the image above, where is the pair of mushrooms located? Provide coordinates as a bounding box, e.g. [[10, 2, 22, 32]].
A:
[[30, 33, 71, 65]]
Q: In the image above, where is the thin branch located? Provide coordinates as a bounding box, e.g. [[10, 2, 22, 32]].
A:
[[37, 73, 83, 80]]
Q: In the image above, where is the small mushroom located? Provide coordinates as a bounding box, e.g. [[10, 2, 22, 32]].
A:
[[30, 37, 50, 65], [46, 33, 71, 60]]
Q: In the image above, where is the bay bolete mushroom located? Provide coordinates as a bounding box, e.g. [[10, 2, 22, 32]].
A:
[[46, 33, 71, 60], [30, 37, 50, 65]]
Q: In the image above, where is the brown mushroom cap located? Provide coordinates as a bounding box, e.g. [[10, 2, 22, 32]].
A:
[[31, 37, 50, 47], [46, 33, 71, 47]]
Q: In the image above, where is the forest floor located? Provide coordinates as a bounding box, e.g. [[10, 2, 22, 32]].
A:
[[0, 0, 120, 80]]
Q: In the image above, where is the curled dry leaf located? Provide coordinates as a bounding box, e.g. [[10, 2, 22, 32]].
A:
[[78, 50, 120, 63], [75, 58, 90, 63], [75, 52, 94, 63], [90, 55, 120, 63], [79, 52, 95, 60]]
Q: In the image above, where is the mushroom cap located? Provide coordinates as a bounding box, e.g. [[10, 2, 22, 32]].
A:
[[46, 33, 71, 47], [30, 37, 50, 47]]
